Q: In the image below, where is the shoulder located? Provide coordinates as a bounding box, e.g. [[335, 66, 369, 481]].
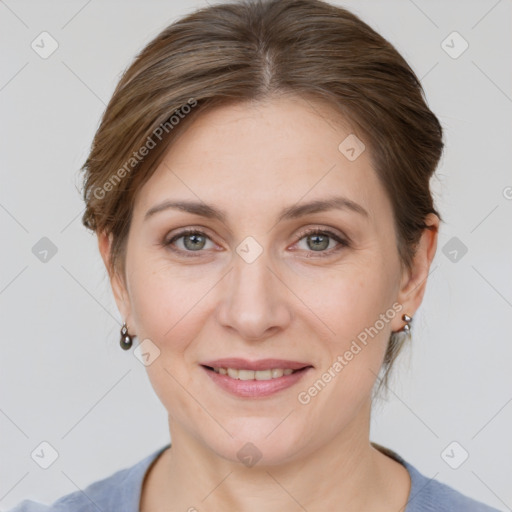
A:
[[5, 444, 170, 512], [4, 501, 52, 512], [372, 443, 499, 512], [372, 442, 501, 512], [403, 461, 502, 511]]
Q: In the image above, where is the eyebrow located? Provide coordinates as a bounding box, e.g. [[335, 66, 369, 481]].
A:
[[144, 196, 369, 224]]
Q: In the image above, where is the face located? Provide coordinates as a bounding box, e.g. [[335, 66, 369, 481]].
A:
[[101, 95, 434, 466]]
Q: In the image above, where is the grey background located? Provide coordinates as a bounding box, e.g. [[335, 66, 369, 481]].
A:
[[1, 0, 511, 510]]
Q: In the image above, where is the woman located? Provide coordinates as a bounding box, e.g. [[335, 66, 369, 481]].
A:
[[9, 0, 501, 510]]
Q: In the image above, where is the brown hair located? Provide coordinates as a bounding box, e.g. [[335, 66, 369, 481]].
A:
[[80, 0, 443, 395]]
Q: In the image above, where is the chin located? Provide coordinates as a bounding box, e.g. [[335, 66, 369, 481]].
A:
[[202, 423, 306, 468]]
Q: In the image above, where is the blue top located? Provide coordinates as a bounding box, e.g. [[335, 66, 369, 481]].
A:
[[7, 443, 501, 511]]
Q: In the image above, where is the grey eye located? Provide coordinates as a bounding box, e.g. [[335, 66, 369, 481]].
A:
[[182, 233, 207, 251], [306, 233, 331, 251]]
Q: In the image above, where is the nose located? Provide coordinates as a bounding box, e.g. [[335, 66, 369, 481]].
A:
[[215, 249, 292, 341]]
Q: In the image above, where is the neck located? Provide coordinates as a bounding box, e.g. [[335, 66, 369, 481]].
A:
[[143, 400, 410, 512]]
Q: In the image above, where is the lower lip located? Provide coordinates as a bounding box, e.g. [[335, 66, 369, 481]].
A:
[[202, 366, 312, 398]]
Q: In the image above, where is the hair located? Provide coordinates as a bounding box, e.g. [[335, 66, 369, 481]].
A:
[[80, 0, 444, 396]]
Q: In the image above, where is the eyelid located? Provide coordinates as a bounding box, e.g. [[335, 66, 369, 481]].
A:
[[163, 225, 349, 257], [289, 227, 349, 256], [165, 227, 219, 252], [293, 226, 349, 244]]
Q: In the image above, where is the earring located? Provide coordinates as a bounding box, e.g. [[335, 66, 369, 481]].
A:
[[120, 321, 133, 350], [400, 313, 412, 334]]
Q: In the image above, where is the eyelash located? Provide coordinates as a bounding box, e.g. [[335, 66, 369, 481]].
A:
[[162, 227, 349, 259]]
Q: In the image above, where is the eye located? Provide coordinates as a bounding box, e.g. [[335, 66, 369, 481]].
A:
[[164, 228, 216, 257], [293, 228, 349, 257], [162, 227, 349, 258]]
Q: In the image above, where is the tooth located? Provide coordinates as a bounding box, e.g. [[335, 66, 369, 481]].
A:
[[215, 367, 299, 380], [227, 368, 239, 379], [238, 369, 255, 380], [255, 369, 272, 380]]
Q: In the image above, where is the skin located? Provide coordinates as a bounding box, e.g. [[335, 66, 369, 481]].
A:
[[98, 94, 439, 511]]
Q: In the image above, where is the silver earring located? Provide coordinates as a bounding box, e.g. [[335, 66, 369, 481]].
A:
[[120, 321, 134, 350], [400, 313, 412, 333]]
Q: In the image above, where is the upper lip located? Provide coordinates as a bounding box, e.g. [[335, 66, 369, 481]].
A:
[[201, 358, 312, 371]]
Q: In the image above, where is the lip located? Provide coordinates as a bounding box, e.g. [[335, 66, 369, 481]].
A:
[[200, 358, 312, 371], [200, 359, 313, 398]]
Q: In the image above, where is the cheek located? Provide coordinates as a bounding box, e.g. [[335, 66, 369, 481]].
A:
[[126, 265, 212, 418], [297, 260, 398, 398], [130, 271, 208, 348], [298, 259, 396, 343]]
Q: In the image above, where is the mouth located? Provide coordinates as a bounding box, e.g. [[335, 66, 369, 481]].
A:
[[200, 358, 313, 398]]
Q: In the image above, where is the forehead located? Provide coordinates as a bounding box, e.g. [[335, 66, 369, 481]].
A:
[[133, 95, 389, 225]]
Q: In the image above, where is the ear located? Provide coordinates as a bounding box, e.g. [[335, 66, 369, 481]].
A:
[[97, 230, 132, 326], [392, 213, 439, 332]]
